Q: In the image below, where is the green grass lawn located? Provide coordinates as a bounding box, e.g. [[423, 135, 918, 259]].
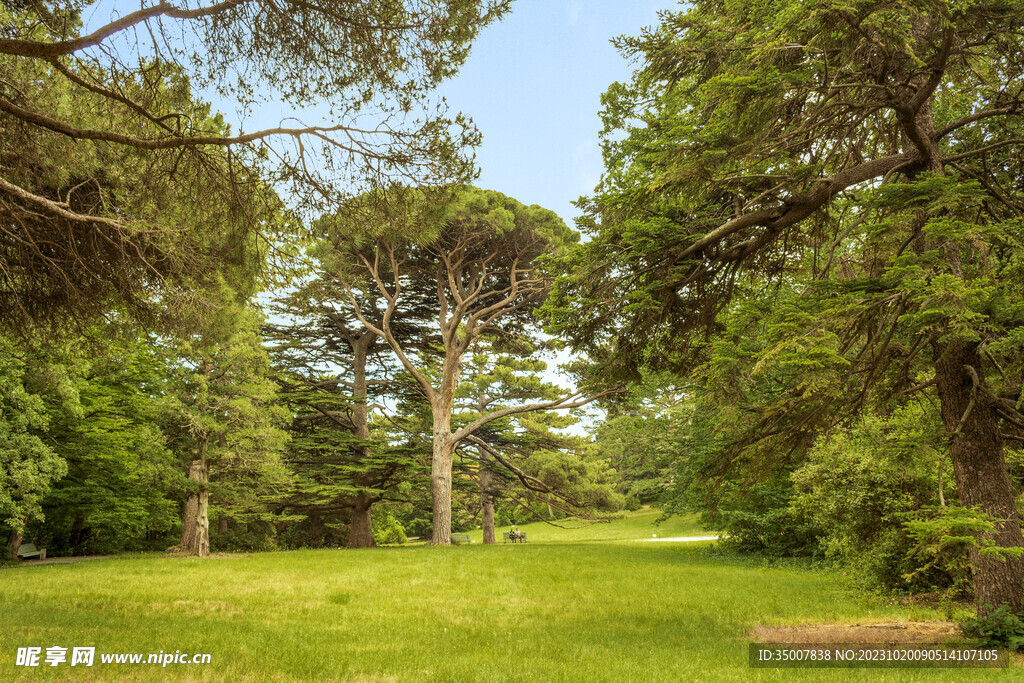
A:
[[0, 512, 1013, 681]]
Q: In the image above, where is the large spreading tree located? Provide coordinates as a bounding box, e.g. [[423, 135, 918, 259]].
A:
[[0, 1, 509, 328], [546, 1, 1024, 614], [330, 187, 613, 544]]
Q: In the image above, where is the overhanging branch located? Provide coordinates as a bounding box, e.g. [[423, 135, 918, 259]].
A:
[[0, 95, 400, 152], [450, 386, 619, 444], [0, 0, 253, 58]]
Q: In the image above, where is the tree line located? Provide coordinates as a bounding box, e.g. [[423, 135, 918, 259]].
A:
[[2, 184, 625, 559]]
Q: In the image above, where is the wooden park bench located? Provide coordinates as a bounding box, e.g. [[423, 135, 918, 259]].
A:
[[502, 532, 527, 544], [451, 533, 471, 544], [16, 543, 46, 560]]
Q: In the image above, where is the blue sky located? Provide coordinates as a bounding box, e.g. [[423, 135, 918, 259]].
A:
[[437, 1, 676, 228]]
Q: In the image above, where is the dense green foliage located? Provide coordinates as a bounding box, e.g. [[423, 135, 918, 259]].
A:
[[591, 373, 681, 510], [452, 337, 622, 528], [963, 604, 1024, 651], [9, 6, 1024, 678], [0, 337, 70, 540], [32, 333, 181, 555], [164, 292, 290, 549], [789, 406, 962, 593], [371, 510, 409, 546], [553, 0, 1024, 613], [1, 185, 613, 557], [266, 266, 427, 549]]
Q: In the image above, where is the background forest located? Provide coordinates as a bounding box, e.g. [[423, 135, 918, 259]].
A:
[[4, 0, 1024, 632]]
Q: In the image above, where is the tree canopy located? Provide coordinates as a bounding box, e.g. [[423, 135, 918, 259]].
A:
[[0, 1, 509, 328], [11, 0, 1024, 634]]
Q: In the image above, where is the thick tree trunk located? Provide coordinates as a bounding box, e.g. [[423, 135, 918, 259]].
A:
[[179, 359, 214, 558], [430, 347, 458, 546], [430, 433, 454, 545], [181, 492, 197, 549], [480, 463, 496, 545], [5, 530, 22, 561], [893, 50, 1024, 615], [935, 341, 1024, 615], [347, 492, 376, 548], [347, 335, 379, 549], [180, 458, 210, 558]]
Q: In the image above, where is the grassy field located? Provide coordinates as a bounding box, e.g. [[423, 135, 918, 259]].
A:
[[0, 511, 1014, 681]]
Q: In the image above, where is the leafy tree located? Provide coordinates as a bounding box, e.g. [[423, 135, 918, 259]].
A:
[[548, 1, 1024, 614], [592, 373, 687, 510], [30, 329, 182, 556], [0, 1, 509, 328], [0, 335, 69, 559]]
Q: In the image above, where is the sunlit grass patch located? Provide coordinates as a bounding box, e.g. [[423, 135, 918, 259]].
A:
[[0, 514, 987, 681], [460, 508, 710, 545]]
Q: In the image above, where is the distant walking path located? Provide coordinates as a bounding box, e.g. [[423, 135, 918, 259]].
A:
[[638, 536, 719, 543], [11, 555, 113, 567]]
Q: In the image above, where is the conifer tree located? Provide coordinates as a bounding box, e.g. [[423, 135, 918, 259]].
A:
[[164, 287, 288, 557], [547, 0, 1024, 614], [267, 266, 427, 549]]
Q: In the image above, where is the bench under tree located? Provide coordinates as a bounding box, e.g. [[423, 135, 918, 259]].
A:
[[16, 543, 46, 560]]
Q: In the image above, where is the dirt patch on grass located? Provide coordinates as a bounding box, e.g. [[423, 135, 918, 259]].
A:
[[750, 621, 962, 645]]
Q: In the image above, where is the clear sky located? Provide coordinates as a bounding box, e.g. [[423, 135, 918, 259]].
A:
[[436, 1, 676, 228]]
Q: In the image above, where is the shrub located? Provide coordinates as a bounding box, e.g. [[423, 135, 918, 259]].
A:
[[789, 404, 957, 593], [962, 605, 1024, 651], [711, 480, 819, 557], [372, 512, 407, 546]]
